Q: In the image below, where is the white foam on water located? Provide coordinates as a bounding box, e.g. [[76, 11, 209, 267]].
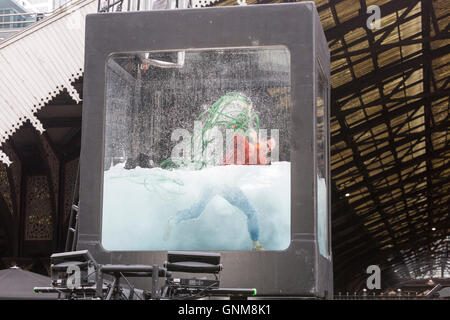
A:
[[101, 162, 290, 251]]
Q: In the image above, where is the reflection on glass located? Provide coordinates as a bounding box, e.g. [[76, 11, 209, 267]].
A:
[[316, 60, 329, 258], [102, 47, 291, 251]]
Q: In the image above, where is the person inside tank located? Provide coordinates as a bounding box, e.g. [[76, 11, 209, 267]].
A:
[[163, 93, 276, 250]]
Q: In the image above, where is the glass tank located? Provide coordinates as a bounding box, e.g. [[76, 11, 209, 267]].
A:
[[102, 46, 291, 251]]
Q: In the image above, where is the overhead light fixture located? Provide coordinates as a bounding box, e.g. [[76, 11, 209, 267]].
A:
[[345, 193, 350, 197], [431, 227, 436, 231]]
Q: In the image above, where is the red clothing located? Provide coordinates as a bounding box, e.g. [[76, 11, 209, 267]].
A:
[[223, 134, 269, 165]]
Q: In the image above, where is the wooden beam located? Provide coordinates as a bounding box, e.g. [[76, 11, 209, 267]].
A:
[[325, 0, 420, 41], [336, 143, 449, 195], [331, 44, 450, 100]]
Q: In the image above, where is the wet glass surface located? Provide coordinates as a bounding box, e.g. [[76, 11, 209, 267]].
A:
[[102, 47, 292, 251]]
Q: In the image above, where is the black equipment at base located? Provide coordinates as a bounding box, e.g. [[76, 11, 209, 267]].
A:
[[99, 264, 171, 300], [164, 251, 222, 274], [161, 251, 256, 300], [35, 250, 170, 300], [34, 250, 256, 300], [35, 250, 101, 299], [50, 250, 97, 287]]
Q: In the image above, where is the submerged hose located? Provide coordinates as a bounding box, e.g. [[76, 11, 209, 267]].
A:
[[120, 92, 259, 197]]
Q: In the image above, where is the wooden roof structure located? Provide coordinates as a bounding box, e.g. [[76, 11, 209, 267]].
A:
[[214, 0, 450, 291]]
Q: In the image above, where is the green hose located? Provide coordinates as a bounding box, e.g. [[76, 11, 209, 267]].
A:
[[120, 92, 258, 198], [161, 92, 259, 170]]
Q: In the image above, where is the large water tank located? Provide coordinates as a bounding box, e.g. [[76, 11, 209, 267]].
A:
[[79, 2, 332, 298]]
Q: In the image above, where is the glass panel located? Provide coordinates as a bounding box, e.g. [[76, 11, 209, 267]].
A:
[[102, 47, 291, 251], [316, 60, 329, 258]]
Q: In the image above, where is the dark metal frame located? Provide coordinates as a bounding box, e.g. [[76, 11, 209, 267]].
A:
[[79, 3, 331, 298]]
